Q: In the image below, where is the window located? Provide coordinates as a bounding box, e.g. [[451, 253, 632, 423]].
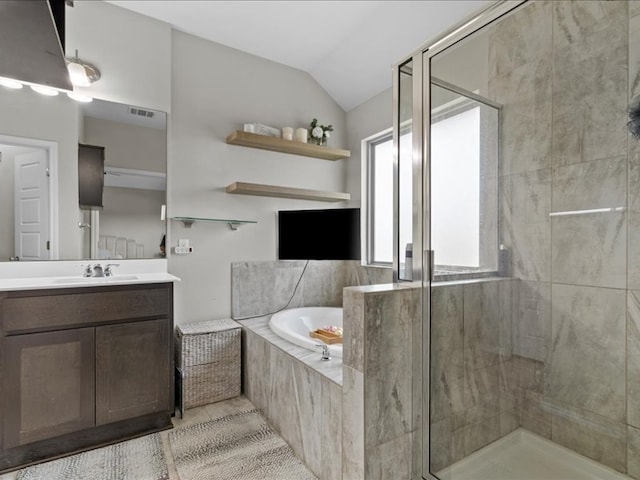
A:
[[363, 128, 412, 268], [364, 130, 393, 265], [363, 83, 499, 279], [430, 82, 499, 277]]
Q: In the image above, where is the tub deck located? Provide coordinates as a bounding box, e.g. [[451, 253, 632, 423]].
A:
[[239, 316, 343, 386]]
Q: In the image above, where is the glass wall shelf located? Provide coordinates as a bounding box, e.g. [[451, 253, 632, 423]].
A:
[[171, 216, 257, 231]]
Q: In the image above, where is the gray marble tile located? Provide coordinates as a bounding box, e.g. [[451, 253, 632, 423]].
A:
[[547, 284, 626, 421], [463, 363, 500, 429], [520, 390, 551, 439], [345, 262, 393, 287], [628, 291, 640, 428], [629, 425, 640, 479], [241, 329, 271, 413], [267, 347, 323, 477], [343, 366, 364, 480], [321, 380, 342, 480], [498, 279, 515, 359], [552, 156, 627, 212], [203, 395, 255, 421], [551, 212, 626, 289], [552, 18, 628, 167], [240, 317, 343, 385], [429, 417, 464, 473], [488, 0, 552, 78], [462, 413, 501, 457], [501, 169, 552, 282], [552, 0, 628, 50], [491, 59, 552, 175], [302, 261, 347, 307], [514, 281, 551, 362], [551, 403, 627, 473], [628, 214, 640, 289], [430, 284, 464, 424], [463, 281, 501, 369], [231, 261, 305, 318], [363, 289, 415, 447], [343, 288, 364, 373], [631, 13, 640, 99], [365, 434, 411, 480]]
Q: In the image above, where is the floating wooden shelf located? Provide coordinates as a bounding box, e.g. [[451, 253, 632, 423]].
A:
[[226, 131, 350, 161], [225, 182, 351, 202]]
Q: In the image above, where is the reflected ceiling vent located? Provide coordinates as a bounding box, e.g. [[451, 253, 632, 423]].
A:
[[128, 106, 155, 119]]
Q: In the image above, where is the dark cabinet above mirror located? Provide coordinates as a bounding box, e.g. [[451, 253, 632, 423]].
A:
[[78, 143, 105, 209]]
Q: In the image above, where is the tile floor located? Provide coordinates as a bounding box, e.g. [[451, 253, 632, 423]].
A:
[[2, 406, 631, 480], [0, 395, 257, 480]]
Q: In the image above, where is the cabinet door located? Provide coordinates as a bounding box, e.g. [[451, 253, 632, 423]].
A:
[[95, 319, 171, 425], [2, 328, 95, 449]]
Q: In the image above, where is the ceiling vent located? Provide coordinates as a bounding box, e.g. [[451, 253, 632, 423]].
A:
[[128, 106, 155, 119]]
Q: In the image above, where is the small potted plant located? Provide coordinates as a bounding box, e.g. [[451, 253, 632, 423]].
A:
[[309, 118, 334, 146]]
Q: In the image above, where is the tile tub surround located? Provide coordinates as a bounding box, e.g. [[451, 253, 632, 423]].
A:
[[343, 283, 420, 480], [487, 0, 639, 476], [241, 317, 342, 480], [231, 260, 392, 319]]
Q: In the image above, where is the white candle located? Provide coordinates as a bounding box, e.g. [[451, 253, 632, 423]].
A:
[[282, 127, 294, 140], [295, 128, 307, 143]]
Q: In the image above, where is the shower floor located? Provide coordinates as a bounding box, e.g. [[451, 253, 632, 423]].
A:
[[435, 428, 628, 480]]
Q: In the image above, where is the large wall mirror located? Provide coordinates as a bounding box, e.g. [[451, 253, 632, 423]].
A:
[[0, 86, 167, 262]]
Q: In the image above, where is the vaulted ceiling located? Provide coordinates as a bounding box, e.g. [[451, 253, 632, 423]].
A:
[[106, 1, 491, 111]]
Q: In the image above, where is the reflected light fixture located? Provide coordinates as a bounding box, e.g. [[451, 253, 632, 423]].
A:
[[66, 50, 101, 87], [30, 84, 59, 96], [0, 77, 22, 89], [67, 92, 93, 103]]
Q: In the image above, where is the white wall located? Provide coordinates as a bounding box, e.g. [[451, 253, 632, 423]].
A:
[[345, 87, 393, 204], [66, 1, 172, 112], [83, 116, 165, 172], [169, 30, 348, 323]]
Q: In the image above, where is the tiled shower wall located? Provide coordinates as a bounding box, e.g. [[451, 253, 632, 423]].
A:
[[430, 278, 517, 472], [489, 1, 640, 475]]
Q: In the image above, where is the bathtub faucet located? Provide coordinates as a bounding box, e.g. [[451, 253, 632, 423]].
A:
[[316, 344, 331, 361]]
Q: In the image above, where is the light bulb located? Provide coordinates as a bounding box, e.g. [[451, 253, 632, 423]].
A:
[[0, 77, 23, 89], [30, 85, 59, 96], [67, 61, 91, 87], [67, 92, 93, 103]]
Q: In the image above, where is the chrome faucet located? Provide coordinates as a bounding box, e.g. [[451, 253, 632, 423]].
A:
[[104, 264, 120, 277], [91, 264, 104, 277], [83, 264, 93, 277], [316, 344, 331, 361]]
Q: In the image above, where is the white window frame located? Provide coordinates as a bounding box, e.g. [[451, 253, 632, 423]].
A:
[[361, 127, 394, 267]]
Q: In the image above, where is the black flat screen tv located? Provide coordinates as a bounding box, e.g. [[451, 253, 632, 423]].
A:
[[278, 208, 361, 260]]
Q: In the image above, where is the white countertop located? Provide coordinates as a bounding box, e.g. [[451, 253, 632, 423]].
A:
[[0, 259, 180, 291], [0, 272, 180, 292]]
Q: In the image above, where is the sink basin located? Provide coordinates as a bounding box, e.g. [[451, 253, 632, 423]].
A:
[[51, 275, 139, 284]]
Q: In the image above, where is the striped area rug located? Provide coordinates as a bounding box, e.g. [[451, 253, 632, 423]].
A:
[[169, 409, 317, 480], [15, 433, 168, 480]]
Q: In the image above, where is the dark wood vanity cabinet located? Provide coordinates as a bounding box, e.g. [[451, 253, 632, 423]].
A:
[[0, 282, 174, 472]]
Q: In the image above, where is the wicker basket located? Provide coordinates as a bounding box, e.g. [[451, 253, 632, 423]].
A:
[[175, 319, 241, 412]]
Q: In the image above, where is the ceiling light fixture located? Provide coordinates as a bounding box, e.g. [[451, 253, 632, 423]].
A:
[[30, 84, 59, 96], [0, 77, 23, 89], [66, 50, 101, 87], [67, 92, 93, 103]]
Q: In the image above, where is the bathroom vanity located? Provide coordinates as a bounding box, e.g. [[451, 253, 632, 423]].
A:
[[0, 276, 175, 472]]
